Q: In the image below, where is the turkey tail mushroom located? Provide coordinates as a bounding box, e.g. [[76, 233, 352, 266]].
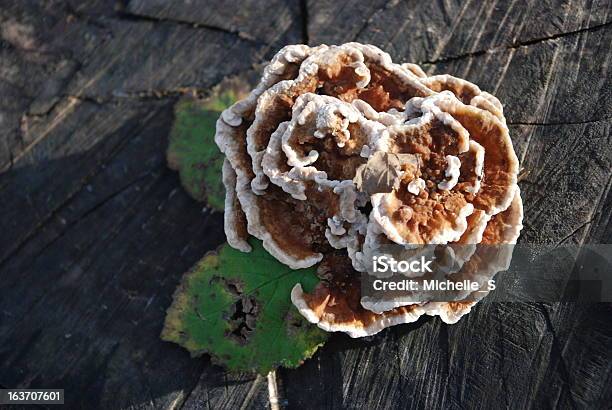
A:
[[215, 43, 522, 337]]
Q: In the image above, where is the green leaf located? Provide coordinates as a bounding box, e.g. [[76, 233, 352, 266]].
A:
[[167, 88, 240, 210], [161, 238, 328, 374]]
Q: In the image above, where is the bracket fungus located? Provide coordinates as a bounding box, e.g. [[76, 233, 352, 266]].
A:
[[215, 43, 523, 338]]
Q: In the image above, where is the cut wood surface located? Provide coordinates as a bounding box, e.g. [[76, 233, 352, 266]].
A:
[[0, 0, 610, 408]]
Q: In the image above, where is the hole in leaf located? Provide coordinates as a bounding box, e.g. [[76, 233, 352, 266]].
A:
[[225, 295, 259, 345], [212, 277, 259, 345]]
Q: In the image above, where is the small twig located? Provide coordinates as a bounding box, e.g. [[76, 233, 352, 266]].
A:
[[517, 168, 531, 182], [239, 374, 264, 410], [267, 370, 281, 410]]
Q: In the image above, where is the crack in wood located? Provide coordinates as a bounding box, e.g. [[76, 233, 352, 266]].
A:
[[536, 305, 580, 409], [3, 68, 245, 174], [6, 169, 168, 330], [508, 118, 612, 126], [115, 11, 264, 45], [17, 171, 156, 272], [420, 20, 612, 65], [555, 218, 596, 246], [0, 112, 156, 270], [300, 0, 310, 45]]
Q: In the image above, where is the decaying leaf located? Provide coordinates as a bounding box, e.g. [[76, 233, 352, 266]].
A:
[[167, 79, 250, 210], [161, 238, 328, 374], [353, 152, 419, 195]]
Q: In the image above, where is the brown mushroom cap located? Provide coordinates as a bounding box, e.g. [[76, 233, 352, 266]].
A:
[[215, 43, 523, 335]]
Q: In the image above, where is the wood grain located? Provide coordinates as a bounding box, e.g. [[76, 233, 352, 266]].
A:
[[0, 0, 610, 408]]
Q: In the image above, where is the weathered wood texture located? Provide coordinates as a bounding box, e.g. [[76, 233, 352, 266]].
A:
[[0, 0, 610, 409]]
